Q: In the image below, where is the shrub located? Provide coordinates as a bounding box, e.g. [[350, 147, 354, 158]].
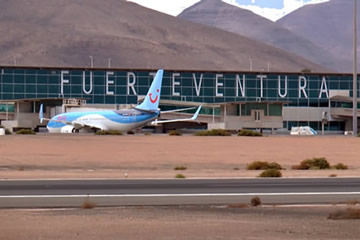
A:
[[247, 161, 282, 170], [95, 130, 123, 135], [333, 163, 348, 170], [168, 130, 182, 136], [174, 166, 187, 171], [227, 203, 249, 208], [345, 200, 359, 206], [238, 129, 262, 137], [251, 196, 262, 207], [175, 173, 186, 179], [194, 129, 231, 136], [328, 208, 360, 220], [144, 132, 152, 136], [15, 129, 36, 135], [127, 130, 135, 135], [17, 166, 25, 171], [82, 199, 96, 209], [258, 169, 282, 178], [292, 157, 330, 170]]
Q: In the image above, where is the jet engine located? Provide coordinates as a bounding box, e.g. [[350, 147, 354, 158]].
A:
[[60, 125, 79, 133]]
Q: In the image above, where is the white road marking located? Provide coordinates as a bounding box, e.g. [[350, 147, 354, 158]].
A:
[[1, 192, 360, 198], [1, 177, 359, 181]]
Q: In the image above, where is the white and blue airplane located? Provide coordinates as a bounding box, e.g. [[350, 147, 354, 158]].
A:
[[39, 69, 201, 133]]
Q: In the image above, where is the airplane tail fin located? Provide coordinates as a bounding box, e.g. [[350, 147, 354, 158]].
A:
[[136, 69, 163, 111], [39, 104, 44, 123]]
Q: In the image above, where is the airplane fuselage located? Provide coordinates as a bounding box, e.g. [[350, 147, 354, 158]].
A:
[[47, 109, 159, 133]]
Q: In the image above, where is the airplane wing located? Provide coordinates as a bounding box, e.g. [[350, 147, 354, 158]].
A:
[[160, 107, 197, 114], [151, 106, 202, 125]]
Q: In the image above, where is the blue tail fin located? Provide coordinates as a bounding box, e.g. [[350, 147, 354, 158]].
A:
[[39, 104, 44, 123], [136, 69, 163, 111]]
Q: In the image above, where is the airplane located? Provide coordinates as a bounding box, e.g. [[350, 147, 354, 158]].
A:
[[39, 69, 202, 133]]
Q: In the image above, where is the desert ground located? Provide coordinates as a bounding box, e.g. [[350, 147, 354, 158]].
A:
[[1, 134, 360, 240], [1, 205, 360, 240], [0, 134, 360, 179]]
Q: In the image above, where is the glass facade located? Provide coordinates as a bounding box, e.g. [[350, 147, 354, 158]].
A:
[[0, 66, 357, 131], [0, 103, 14, 112]]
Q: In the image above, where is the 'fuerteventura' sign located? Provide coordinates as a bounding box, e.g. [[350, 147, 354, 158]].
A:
[[59, 71, 338, 99]]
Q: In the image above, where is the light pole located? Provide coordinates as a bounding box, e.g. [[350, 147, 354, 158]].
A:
[[89, 56, 94, 68], [353, 0, 358, 136], [108, 58, 112, 68]]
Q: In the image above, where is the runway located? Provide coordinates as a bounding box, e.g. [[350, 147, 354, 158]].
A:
[[0, 178, 360, 208]]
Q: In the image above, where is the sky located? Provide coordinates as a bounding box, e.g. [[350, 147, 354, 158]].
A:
[[225, 0, 330, 21], [127, 0, 329, 21]]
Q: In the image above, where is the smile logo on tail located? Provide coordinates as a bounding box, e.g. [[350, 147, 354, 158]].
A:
[[149, 89, 160, 103]]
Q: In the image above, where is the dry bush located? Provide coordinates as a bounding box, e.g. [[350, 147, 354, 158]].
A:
[[292, 157, 330, 170], [345, 200, 359, 206], [258, 169, 282, 178], [17, 166, 25, 171], [238, 129, 262, 137], [251, 196, 262, 207], [82, 199, 96, 209], [333, 163, 348, 170], [328, 208, 360, 220], [16, 129, 36, 135], [175, 173, 186, 179], [195, 129, 231, 136], [174, 166, 187, 171], [247, 161, 282, 170], [168, 130, 182, 136]]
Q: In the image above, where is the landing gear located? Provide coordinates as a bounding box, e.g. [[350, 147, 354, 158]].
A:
[[72, 128, 80, 133]]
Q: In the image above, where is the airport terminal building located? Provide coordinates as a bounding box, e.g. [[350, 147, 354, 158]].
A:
[[0, 66, 359, 133]]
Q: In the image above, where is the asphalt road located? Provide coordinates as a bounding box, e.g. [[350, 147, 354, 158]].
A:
[[0, 178, 359, 208]]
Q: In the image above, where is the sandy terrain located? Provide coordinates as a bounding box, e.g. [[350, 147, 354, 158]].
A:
[[1, 135, 360, 240], [1, 206, 359, 240], [0, 134, 359, 179]]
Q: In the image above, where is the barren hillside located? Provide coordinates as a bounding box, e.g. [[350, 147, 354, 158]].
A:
[[179, 0, 337, 71], [0, 0, 327, 72], [278, 0, 356, 72]]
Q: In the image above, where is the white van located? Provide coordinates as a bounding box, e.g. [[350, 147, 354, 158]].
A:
[[290, 126, 317, 136]]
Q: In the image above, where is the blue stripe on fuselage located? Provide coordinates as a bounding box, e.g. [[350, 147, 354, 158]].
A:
[[47, 109, 159, 128]]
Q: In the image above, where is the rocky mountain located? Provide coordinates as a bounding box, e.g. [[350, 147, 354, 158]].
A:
[[179, 0, 339, 71], [0, 0, 327, 72], [278, 0, 356, 72]]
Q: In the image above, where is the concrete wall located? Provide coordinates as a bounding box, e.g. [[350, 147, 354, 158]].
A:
[[283, 107, 329, 122], [1, 113, 40, 131]]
